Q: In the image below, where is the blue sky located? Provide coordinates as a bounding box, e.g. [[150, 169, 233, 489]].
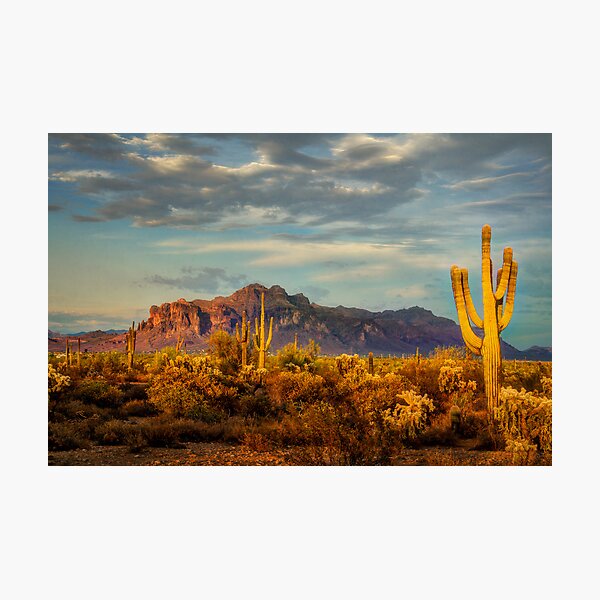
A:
[[48, 133, 551, 348]]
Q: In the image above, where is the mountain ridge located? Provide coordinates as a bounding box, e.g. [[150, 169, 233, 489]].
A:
[[48, 283, 552, 360]]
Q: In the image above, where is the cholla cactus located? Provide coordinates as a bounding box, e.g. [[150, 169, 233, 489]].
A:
[[383, 390, 434, 440], [336, 353, 370, 383], [48, 363, 71, 396], [451, 224, 518, 416], [495, 386, 552, 453], [253, 292, 273, 370], [125, 321, 136, 369], [235, 310, 251, 368]]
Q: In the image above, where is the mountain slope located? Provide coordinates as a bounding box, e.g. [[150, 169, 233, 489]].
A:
[[48, 283, 551, 359]]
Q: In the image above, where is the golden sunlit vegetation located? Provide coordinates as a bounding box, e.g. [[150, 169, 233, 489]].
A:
[[48, 330, 552, 465]]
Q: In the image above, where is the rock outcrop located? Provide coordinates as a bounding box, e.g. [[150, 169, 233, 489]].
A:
[[48, 283, 552, 359]]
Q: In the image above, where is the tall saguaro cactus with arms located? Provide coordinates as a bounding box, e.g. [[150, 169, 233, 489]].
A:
[[254, 292, 273, 369], [450, 224, 518, 415]]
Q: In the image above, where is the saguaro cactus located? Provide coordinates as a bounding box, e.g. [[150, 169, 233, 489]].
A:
[[368, 352, 374, 375], [235, 310, 250, 368], [65, 339, 71, 367], [77, 337, 81, 370], [450, 224, 518, 415], [253, 292, 273, 369], [126, 321, 136, 370]]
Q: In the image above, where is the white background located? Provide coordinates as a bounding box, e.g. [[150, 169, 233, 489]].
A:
[[2, 1, 598, 598]]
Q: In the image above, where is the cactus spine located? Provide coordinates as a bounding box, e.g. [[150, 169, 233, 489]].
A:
[[253, 292, 273, 369], [235, 310, 250, 368], [126, 321, 136, 370], [368, 352, 374, 375], [451, 224, 518, 415]]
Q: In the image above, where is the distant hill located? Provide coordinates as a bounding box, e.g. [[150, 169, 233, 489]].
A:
[[48, 283, 552, 360]]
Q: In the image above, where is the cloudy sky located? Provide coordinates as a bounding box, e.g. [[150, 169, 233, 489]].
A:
[[48, 133, 551, 348]]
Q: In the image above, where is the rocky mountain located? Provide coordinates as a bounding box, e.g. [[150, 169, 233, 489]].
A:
[[48, 284, 552, 360]]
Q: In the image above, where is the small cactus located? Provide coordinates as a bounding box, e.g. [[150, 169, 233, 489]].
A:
[[450, 405, 462, 433]]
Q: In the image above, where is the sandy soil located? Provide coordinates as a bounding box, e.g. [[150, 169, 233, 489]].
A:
[[48, 443, 551, 466]]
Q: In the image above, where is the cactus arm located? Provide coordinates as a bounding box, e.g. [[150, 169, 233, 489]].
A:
[[265, 316, 273, 350], [460, 268, 484, 329], [496, 268, 504, 322], [451, 266, 483, 354], [235, 322, 240, 341], [494, 247, 513, 300], [499, 261, 518, 331]]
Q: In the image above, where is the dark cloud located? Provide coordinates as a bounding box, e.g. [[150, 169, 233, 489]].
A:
[[48, 204, 63, 211], [144, 266, 248, 294], [49, 133, 551, 230], [50, 133, 127, 161]]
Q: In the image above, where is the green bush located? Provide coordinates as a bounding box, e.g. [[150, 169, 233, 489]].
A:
[[71, 380, 123, 408]]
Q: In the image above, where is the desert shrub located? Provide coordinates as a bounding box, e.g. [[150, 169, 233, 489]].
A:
[[222, 416, 247, 442], [418, 413, 459, 447], [170, 419, 226, 442], [121, 399, 156, 417], [242, 432, 272, 452], [208, 330, 240, 375], [138, 418, 181, 448], [275, 339, 320, 371], [71, 380, 124, 408], [495, 386, 552, 453], [147, 355, 234, 419], [95, 419, 138, 446], [266, 370, 326, 411], [297, 398, 394, 465], [502, 360, 552, 393], [458, 406, 489, 439], [48, 421, 91, 450], [238, 391, 273, 418], [120, 382, 149, 402], [353, 373, 413, 412]]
